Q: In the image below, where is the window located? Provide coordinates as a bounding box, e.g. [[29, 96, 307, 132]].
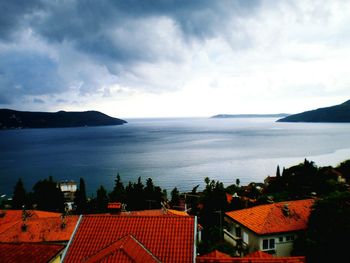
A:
[[286, 235, 294, 241], [235, 227, 242, 237], [262, 238, 275, 250], [279, 237, 283, 242], [243, 232, 249, 244]]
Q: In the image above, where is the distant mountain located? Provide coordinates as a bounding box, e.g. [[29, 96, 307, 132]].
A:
[[0, 109, 127, 129], [212, 113, 290, 118], [277, 100, 350, 122]]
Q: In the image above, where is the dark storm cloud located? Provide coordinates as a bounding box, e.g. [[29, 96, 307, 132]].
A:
[[0, 0, 43, 40], [0, 51, 65, 104], [31, 0, 260, 63], [0, 0, 260, 106]]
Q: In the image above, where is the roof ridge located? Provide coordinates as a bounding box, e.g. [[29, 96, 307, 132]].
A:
[[84, 234, 160, 263]]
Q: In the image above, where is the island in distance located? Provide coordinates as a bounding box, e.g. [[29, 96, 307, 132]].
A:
[[0, 109, 127, 129], [277, 99, 350, 122], [212, 113, 290, 118]]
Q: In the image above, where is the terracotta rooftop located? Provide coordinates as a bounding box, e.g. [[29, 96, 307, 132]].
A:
[[0, 210, 62, 234], [119, 209, 189, 217], [197, 250, 233, 261], [225, 199, 314, 235], [197, 251, 305, 263], [246, 251, 273, 258], [84, 235, 160, 263], [0, 214, 79, 243], [63, 215, 195, 263], [0, 242, 65, 263], [107, 202, 122, 209]]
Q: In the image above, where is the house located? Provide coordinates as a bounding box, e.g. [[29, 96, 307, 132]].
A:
[[62, 215, 197, 262], [224, 199, 314, 257], [58, 180, 78, 210], [0, 242, 65, 263], [0, 210, 79, 243], [196, 250, 305, 263]]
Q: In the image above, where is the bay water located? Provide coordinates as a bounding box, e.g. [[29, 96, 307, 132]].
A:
[[1, 117, 350, 196]]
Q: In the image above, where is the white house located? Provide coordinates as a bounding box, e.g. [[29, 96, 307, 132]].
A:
[[224, 199, 314, 257]]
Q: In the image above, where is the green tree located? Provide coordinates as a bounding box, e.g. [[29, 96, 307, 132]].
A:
[[109, 173, 126, 203], [170, 187, 180, 208], [12, 178, 26, 209], [33, 176, 64, 212], [75, 178, 87, 214], [95, 185, 108, 213], [235, 178, 240, 186], [276, 165, 281, 178], [293, 191, 350, 262]]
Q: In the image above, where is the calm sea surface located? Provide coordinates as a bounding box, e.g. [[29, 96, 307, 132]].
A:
[[1, 117, 350, 196]]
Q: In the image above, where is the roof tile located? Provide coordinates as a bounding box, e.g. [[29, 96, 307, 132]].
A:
[[0, 242, 64, 263], [225, 199, 314, 234], [64, 215, 195, 263]]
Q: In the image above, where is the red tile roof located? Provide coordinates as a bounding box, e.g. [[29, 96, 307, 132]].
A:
[[119, 209, 189, 216], [246, 251, 273, 258], [107, 202, 122, 209], [225, 199, 314, 235], [226, 193, 234, 203], [64, 215, 195, 263], [197, 251, 305, 263], [0, 242, 64, 263], [85, 235, 160, 263], [197, 250, 233, 261], [0, 215, 79, 242]]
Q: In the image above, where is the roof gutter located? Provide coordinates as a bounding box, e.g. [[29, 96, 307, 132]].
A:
[[61, 214, 82, 262]]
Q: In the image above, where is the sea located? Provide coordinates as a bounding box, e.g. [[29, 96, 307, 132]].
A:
[[1, 117, 350, 196]]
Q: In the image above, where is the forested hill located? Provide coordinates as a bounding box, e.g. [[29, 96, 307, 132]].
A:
[[277, 100, 350, 123], [0, 109, 127, 129]]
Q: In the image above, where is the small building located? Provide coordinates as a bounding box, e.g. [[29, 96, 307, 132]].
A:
[[224, 199, 314, 257], [62, 215, 197, 262], [58, 181, 78, 210]]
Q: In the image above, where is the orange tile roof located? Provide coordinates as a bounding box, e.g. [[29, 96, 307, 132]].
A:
[[225, 199, 314, 235], [0, 210, 61, 234], [166, 209, 190, 216], [0, 215, 79, 242], [63, 215, 195, 263], [0, 242, 64, 263]]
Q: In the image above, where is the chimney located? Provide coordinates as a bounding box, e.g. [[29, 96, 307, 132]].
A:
[[282, 203, 290, 216]]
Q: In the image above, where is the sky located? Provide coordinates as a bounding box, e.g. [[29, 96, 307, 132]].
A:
[[1, 0, 350, 118]]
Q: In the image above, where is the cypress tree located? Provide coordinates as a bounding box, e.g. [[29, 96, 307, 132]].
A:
[[12, 178, 26, 209]]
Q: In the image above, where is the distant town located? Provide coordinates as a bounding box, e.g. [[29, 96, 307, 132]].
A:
[[1, 158, 349, 262]]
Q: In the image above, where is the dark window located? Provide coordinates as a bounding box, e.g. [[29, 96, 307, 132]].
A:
[[263, 238, 275, 250], [235, 227, 242, 237], [263, 239, 269, 250], [286, 235, 294, 241], [279, 237, 283, 242]]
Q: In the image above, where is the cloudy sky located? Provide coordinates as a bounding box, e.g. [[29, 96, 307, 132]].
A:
[[1, 0, 350, 118]]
